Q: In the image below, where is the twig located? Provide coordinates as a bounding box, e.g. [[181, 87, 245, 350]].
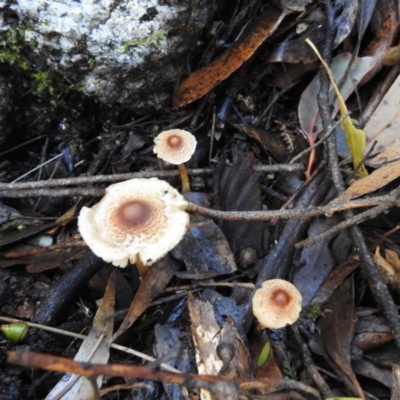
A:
[[290, 114, 348, 164], [7, 350, 321, 399], [187, 192, 400, 221], [12, 153, 63, 183], [0, 187, 105, 198], [0, 315, 180, 373], [0, 242, 86, 258], [0, 164, 303, 190], [1, 186, 399, 223], [291, 324, 331, 398], [295, 204, 389, 249]]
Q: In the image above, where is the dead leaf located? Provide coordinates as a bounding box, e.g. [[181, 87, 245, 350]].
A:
[[215, 155, 265, 258], [0, 203, 20, 224], [188, 294, 223, 400], [353, 315, 393, 351], [333, 0, 358, 47], [383, 43, 400, 65], [112, 255, 180, 341], [25, 248, 86, 273], [361, 0, 399, 81], [368, 138, 400, 167], [172, 220, 237, 276], [364, 74, 400, 156], [319, 275, 364, 399], [234, 124, 289, 163], [293, 218, 336, 306], [298, 53, 375, 145], [334, 159, 400, 202], [46, 272, 115, 399], [267, 21, 326, 64], [352, 359, 393, 388], [173, 7, 286, 108], [374, 246, 400, 292], [0, 222, 57, 248], [391, 365, 400, 400], [302, 44, 372, 176]]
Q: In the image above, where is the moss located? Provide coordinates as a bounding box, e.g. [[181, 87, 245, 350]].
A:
[[31, 71, 52, 94], [303, 302, 332, 321], [0, 24, 79, 100], [0, 220, 26, 233]]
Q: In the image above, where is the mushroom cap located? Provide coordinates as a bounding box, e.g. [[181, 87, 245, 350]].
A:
[[78, 178, 189, 268], [154, 129, 197, 164], [252, 279, 302, 329]]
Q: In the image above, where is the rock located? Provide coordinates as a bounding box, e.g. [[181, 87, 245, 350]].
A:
[[0, 0, 214, 113]]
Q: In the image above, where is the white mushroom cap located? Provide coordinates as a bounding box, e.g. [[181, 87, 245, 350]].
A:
[[252, 279, 302, 329], [154, 129, 197, 164], [78, 178, 189, 268]]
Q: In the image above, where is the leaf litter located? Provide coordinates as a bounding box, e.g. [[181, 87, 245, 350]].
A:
[[1, 1, 400, 399]]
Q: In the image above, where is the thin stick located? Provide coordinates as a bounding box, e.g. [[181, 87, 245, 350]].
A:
[[295, 204, 389, 249], [0, 164, 304, 190], [12, 153, 63, 183], [0, 315, 180, 373]]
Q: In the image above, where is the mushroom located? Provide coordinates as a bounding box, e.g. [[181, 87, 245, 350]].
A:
[[78, 178, 189, 277], [154, 129, 197, 193], [252, 279, 302, 329]]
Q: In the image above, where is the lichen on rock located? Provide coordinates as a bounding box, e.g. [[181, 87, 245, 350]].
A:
[[1, 0, 214, 112]]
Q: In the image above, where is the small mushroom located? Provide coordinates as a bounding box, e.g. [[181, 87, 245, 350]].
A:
[[78, 178, 189, 277], [252, 279, 302, 329], [154, 129, 197, 193]]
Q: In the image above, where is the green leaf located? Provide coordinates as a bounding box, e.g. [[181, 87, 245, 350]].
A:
[[257, 341, 271, 367]]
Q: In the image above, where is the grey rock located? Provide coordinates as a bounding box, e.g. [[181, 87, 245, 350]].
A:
[[1, 0, 214, 112]]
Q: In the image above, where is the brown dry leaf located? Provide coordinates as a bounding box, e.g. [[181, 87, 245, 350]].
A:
[[374, 246, 400, 288], [112, 255, 180, 341], [318, 275, 364, 399], [374, 246, 398, 280], [361, 0, 399, 82], [364, 71, 400, 157], [385, 248, 400, 270], [368, 138, 400, 167], [173, 7, 286, 108], [383, 43, 400, 65], [55, 204, 77, 226], [352, 359, 393, 389], [25, 248, 86, 273], [392, 365, 400, 400], [312, 256, 360, 304], [333, 159, 400, 202]]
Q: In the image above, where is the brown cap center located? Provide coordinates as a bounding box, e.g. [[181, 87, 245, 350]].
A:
[[167, 135, 183, 149], [118, 201, 151, 226], [271, 289, 290, 307]]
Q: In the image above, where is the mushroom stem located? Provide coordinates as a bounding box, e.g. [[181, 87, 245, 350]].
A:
[[136, 256, 149, 279], [178, 163, 191, 193]]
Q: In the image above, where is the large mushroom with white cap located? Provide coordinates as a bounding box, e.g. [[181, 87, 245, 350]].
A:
[[154, 129, 197, 193], [252, 279, 302, 329], [78, 178, 189, 277]]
